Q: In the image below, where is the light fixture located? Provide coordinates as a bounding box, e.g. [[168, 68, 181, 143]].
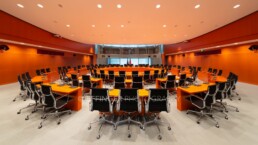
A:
[[66, 24, 70, 27], [233, 4, 240, 9], [97, 4, 102, 8], [17, 4, 24, 8], [121, 25, 124, 28], [195, 4, 200, 9], [117, 4, 122, 8], [163, 24, 167, 28], [234, 43, 239, 45], [107, 24, 111, 27], [156, 4, 161, 9], [92, 25, 95, 28], [37, 4, 44, 8]]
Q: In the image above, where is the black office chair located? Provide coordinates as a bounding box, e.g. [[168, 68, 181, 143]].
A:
[[21, 73, 28, 82], [161, 79, 176, 96], [132, 77, 143, 89], [197, 67, 201, 71], [72, 79, 79, 87], [17, 81, 34, 114], [13, 75, 27, 102], [119, 71, 126, 78], [208, 68, 212, 73], [88, 88, 115, 139], [224, 79, 240, 112], [40, 69, 46, 74], [213, 69, 218, 75], [144, 89, 171, 140], [106, 71, 115, 85], [115, 88, 143, 138], [132, 71, 138, 77], [114, 77, 125, 89], [177, 74, 186, 87], [100, 70, 106, 82], [214, 82, 229, 119], [46, 68, 51, 73], [82, 75, 90, 81], [144, 70, 151, 84], [71, 74, 78, 80], [153, 70, 159, 81], [36, 69, 41, 76], [217, 70, 223, 76], [25, 72, 32, 81], [186, 85, 220, 128], [186, 70, 198, 85], [160, 75, 176, 88], [38, 85, 72, 129]]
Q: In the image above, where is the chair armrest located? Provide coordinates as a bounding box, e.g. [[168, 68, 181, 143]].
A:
[[190, 94, 204, 101]]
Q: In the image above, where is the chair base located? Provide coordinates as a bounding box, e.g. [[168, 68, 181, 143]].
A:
[[144, 114, 171, 140], [186, 109, 219, 128], [88, 115, 115, 139]]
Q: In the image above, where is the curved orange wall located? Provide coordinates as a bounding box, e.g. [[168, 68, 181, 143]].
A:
[[0, 44, 92, 85], [166, 44, 258, 85]]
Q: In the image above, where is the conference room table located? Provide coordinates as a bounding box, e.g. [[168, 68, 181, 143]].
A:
[[41, 83, 82, 111], [108, 89, 149, 115], [31, 71, 59, 83], [155, 74, 192, 88]]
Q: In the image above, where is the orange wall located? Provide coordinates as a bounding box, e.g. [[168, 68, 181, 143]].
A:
[[0, 44, 92, 85], [166, 44, 258, 85]]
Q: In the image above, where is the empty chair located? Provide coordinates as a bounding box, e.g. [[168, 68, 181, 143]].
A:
[[78, 65, 81, 69], [88, 88, 115, 139], [116, 88, 143, 138], [40, 69, 46, 74], [25, 72, 32, 81], [213, 69, 218, 75], [71, 74, 78, 80], [153, 70, 159, 81], [208, 68, 212, 73], [38, 85, 72, 129], [160, 77, 176, 95], [72, 79, 79, 87], [36, 69, 41, 76], [100, 70, 106, 81], [132, 71, 138, 77], [17, 81, 34, 114], [177, 74, 187, 87], [82, 80, 93, 99], [82, 75, 90, 81], [143, 71, 151, 84], [13, 75, 27, 102], [114, 77, 125, 89], [186, 70, 198, 85], [132, 77, 143, 89], [217, 70, 223, 76], [106, 71, 115, 85], [144, 89, 171, 140], [197, 67, 201, 71], [46, 68, 51, 73], [214, 82, 229, 119], [160, 75, 176, 88], [21, 73, 28, 82], [186, 85, 219, 128], [119, 71, 126, 78]]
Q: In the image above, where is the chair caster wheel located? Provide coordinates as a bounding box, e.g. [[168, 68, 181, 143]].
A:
[[128, 134, 131, 138], [57, 121, 61, 125], [158, 135, 162, 140], [38, 125, 42, 129], [25, 116, 29, 120], [88, 126, 91, 130], [216, 124, 219, 128], [96, 135, 100, 139], [13, 99, 16, 102], [197, 121, 200, 124], [168, 126, 171, 130], [225, 116, 228, 120], [17, 111, 21, 114], [186, 112, 189, 114], [41, 116, 46, 119], [236, 109, 239, 112], [24, 99, 26, 101], [225, 110, 228, 113], [69, 111, 72, 115]]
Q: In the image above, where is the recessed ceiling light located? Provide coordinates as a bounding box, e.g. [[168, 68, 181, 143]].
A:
[[121, 25, 124, 28], [107, 24, 111, 27], [17, 4, 24, 8], [97, 4, 102, 8], [195, 4, 200, 9], [37, 4, 44, 8], [117, 4, 122, 8], [163, 24, 167, 28], [66, 24, 70, 27], [233, 4, 240, 9], [92, 25, 95, 28], [156, 4, 161, 9]]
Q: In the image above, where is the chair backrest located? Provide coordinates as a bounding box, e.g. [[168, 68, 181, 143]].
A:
[[208, 68, 212, 72], [118, 88, 139, 112], [217, 70, 223, 76], [29, 83, 41, 102], [215, 82, 226, 100], [18, 75, 25, 90], [90, 88, 111, 112], [147, 89, 169, 112], [115, 76, 124, 82], [167, 75, 176, 81], [132, 71, 138, 77], [83, 80, 91, 88], [180, 74, 186, 80], [71, 74, 78, 80], [166, 80, 176, 89], [114, 82, 125, 89], [213, 69, 218, 74], [82, 75, 90, 81], [41, 85, 55, 107], [203, 85, 218, 106], [41, 69, 46, 74], [25, 72, 31, 80], [46, 68, 50, 72], [154, 70, 159, 74], [72, 79, 79, 87], [21, 73, 27, 81], [133, 76, 142, 82], [119, 71, 126, 77], [144, 71, 150, 75], [197, 67, 201, 71]]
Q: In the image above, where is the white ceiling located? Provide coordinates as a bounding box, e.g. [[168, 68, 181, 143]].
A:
[[0, 0, 258, 45]]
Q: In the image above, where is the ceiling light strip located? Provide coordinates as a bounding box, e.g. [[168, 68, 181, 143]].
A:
[[0, 38, 93, 55], [165, 39, 258, 56]]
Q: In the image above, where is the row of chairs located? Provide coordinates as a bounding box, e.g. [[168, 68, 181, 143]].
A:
[[88, 88, 171, 140], [36, 68, 51, 76], [13, 73, 32, 101], [186, 72, 240, 128]]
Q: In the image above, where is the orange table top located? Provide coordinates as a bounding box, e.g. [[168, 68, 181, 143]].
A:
[[43, 83, 81, 94], [109, 89, 149, 98], [78, 77, 102, 82], [178, 83, 215, 94], [32, 76, 46, 83]]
